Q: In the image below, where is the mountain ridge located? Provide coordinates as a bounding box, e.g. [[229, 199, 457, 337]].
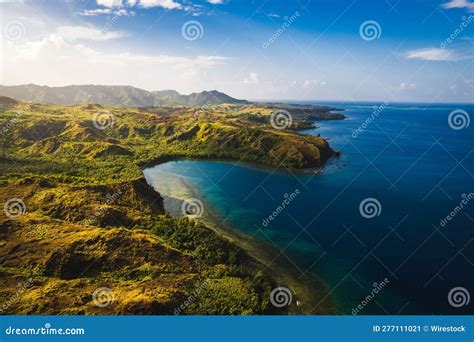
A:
[[0, 84, 249, 107]]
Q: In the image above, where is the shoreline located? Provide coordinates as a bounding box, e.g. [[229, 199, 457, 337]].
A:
[[143, 165, 337, 315], [140, 155, 340, 177]]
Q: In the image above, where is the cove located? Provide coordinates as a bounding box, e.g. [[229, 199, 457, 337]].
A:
[[144, 102, 474, 314]]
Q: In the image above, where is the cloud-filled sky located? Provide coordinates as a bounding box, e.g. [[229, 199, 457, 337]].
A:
[[1, 0, 473, 102]]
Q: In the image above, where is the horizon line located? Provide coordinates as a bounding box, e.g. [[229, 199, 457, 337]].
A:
[[1, 83, 473, 105]]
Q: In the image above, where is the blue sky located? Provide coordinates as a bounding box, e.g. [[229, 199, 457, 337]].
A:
[[1, 0, 473, 102]]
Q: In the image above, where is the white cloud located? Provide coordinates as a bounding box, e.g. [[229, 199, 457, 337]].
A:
[[11, 34, 227, 65], [3, 29, 229, 91], [95, 0, 183, 10], [399, 82, 416, 90], [97, 0, 124, 8], [404, 48, 458, 61], [244, 72, 259, 84], [303, 79, 326, 87], [91, 0, 208, 15], [441, 0, 474, 12], [79, 8, 113, 16], [137, 0, 182, 9], [55, 25, 127, 41], [207, 0, 224, 4], [112, 8, 135, 15], [79, 8, 135, 16]]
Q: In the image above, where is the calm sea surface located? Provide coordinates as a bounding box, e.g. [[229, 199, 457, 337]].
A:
[[144, 102, 474, 314]]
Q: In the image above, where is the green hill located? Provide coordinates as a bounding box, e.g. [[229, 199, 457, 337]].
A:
[[0, 84, 249, 107]]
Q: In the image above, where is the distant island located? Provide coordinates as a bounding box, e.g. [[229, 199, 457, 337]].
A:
[[0, 86, 343, 315]]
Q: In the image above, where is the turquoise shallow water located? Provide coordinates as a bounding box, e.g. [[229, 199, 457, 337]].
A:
[[144, 102, 474, 315]]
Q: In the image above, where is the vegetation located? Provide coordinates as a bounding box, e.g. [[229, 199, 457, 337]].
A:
[[0, 96, 340, 315], [0, 85, 249, 107]]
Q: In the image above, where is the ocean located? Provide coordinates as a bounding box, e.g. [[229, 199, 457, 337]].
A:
[[144, 102, 473, 314]]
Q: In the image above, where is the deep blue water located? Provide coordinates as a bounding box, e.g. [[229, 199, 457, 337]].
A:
[[144, 102, 473, 315]]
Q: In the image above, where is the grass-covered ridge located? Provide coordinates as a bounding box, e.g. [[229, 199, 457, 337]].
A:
[[0, 97, 339, 314], [1, 99, 340, 184], [0, 177, 275, 314], [0, 85, 250, 107]]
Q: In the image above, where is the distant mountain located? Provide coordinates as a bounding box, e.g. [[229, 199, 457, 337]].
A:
[[0, 84, 249, 107], [152, 89, 183, 105], [152, 90, 249, 107]]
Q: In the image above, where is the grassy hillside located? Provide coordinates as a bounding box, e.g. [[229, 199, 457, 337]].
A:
[[0, 101, 338, 184], [0, 177, 276, 314], [0, 98, 337, 314], [0, 85, 249, 107]]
